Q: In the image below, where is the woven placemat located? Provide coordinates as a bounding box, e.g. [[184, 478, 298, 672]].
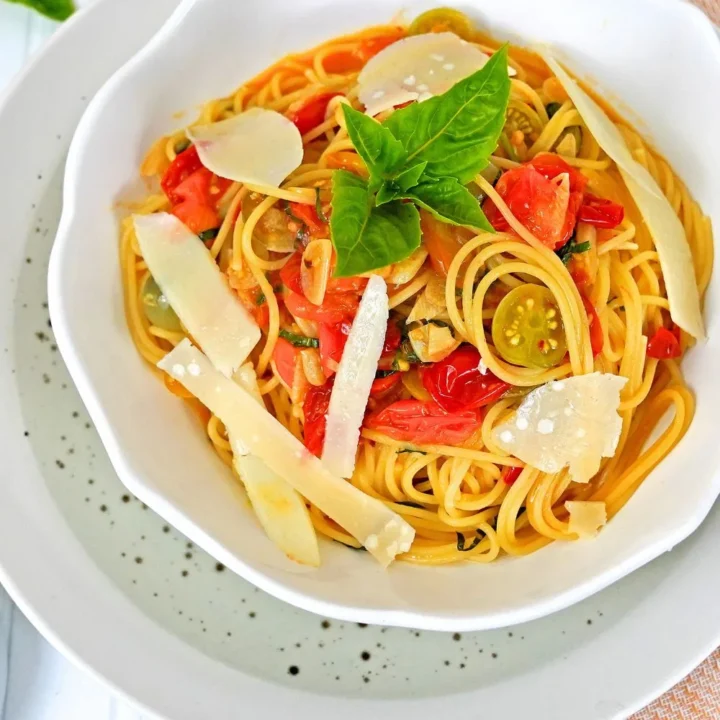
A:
[[631, 3, 718, 717]]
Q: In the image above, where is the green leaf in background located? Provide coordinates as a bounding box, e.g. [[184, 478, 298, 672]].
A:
[[330, 170, 421, 277], [342, 105, 407, 191], [375, 161, 427, 205], [384, 45, 511, 183], [397, 178, 495, 231], [6, 0, 75, 21]]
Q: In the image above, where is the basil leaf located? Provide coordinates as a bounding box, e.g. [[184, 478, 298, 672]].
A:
[[342, 105, 407, 190], [8, 0, 75, 20], [376, 161, 428, 206], [384, 46, 510, 183], [393, 178, 494, 231], [330, 170, 421, 277], [456, 531, 482, 552], [279, 329, 319, 348]]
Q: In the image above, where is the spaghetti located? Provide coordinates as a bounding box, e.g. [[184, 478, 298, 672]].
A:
[[121, 10, 712, 565]]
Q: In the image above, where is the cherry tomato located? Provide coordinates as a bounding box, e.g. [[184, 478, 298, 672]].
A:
[[528, 153, 588, 193], [161, 145, 203, 201], [408, 8, 474, 39], [318, 321, 352, 376], [421, 345, 510, 413], [288, 202, 327, 234], [577, 194, 625, 229], [285, 290, 359, 325], [370, 372, 402, 397], [365, 400, 480, 446], [502, 466, 523, 485], [646, 326, 682, 359], [420, 210, 473, 276], [280, 252, 304, 295], [581, 293, 604, 357], [382, 320, 402, 357], [287, 92, 342, 136], [303, 381, 334, 457], [491, 284, 567, 368], [322, 30, 405, 74], [272, 337, 300, 388]]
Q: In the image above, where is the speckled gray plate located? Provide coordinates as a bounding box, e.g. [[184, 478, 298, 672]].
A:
[[2, 1, 720, 718]]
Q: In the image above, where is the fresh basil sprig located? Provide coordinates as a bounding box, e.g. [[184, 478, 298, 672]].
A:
[[6, 0, 75, 20], [330, 46, 510, 277]]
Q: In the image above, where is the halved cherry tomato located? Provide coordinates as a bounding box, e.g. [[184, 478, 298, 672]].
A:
[[421, 345, 510, 413], [280, 252, 304, 295], [161, 145, 203, 201], [303, 381, 334, 457], [322, 30, 404, 74], [581, 293, 604, 357], [370, 372, 402, 397], [578, 194, 625, 229], [528, 153, 588, 193], [408, 8, 474, 39], [502, 466, 523, 485], [318, 321, 352, 376], [287, 92, 342, 136], [170, 168, 220, 233], [273, 337, 300, 388], [288, 202, 327, 234], [420, 210, 473, 276], [491, 284, 567, 368], [285, 290, 359, 325], [646, 326, 681, 359], [365, 400, 480, 446], [382, 320, 402, 357]]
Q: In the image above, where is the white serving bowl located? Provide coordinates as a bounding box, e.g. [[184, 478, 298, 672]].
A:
[[48, 0, 720, 631]]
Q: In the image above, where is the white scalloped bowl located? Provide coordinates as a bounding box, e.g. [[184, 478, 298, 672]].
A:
[[48, 0, 720, 631]]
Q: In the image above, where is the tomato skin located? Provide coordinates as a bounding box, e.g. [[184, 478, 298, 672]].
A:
[[322, 30, 404, 74], [528, 153, 588, 193], [161, 145, 203, 201], [580, 294, 604, 357], [289, 202, 327, 234], [421, 345, 510, 413], [318, 321, 352, 376], [503, 466, 523, 485], [365, 400, 480, 446], [273, 337, 300, 388], [280, 252, 304, 295], [303, 381, 334, 457], [420, 210, 472, 276], [370, 372, 402, 397], [646, 326, 682, 359], [285, 290, 359, 325], [578, 194, 624, 229], [287, 92, 342, 136], [382, 321, 402, 357]]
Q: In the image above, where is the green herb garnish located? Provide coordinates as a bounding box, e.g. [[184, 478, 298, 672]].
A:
[[256, 293, 266, 306], [8, 0, 75, 20], [545, 102, 563, 118], [279, 329, 319, 348], [198, 228, 220, 242], [314, 187, 328, 223], [396, 449, 428, 456], [556, 236, 591, 265], [174, 138, 191, 155], [456, 531, 483, 552], [330, 46, 510, 277]]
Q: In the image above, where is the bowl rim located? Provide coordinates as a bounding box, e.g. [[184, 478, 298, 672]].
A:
[[48, 0, 720, 632]]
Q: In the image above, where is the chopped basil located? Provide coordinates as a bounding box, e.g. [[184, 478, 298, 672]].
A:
[[456, 531, 483, 552], [545, 102, 563, 118], [256, 293, 266, 306], [314, 187, 328, 223], [396, 449, 427, 456], [174, 138, 191, 154], [556, 236, 591, 265], [198, 228, 219, 242], [283, 201, 305, 225], [279, 329, 319, 348]]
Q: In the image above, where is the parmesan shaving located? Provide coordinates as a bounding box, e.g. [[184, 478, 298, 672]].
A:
[[187, 108, 303, 187], [134, 213, 260, 377], [539, 49, 705, 339], [565, 500, 607, 538], [322, 276, 389, 479], [493, 373, 627, 484], [231, 364, 320, 567], [358, 32, 513, 116], [158, 340, 415, 567]]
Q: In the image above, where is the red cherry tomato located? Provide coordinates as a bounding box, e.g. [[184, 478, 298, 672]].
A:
[[503, 466, 523, 485], [318, 321, 352, 376], [322, 30, 404, 74], [280, 252, 304, 295], [646, 326, 682, 359], [287, 92, 342, 136], [528, 153, 588, 193], [382, 320, 402, 357], [303, 381, 334, 457], [578, 194, 625, 229], [421, 345, 511, 413], [288, 202, 327, 234], [580, 293, 604, 357], [420, 211, 472, 276], [272, 337, 300, 388], [365, 400, 480, 446], [161, 145, 204, 201], [370, 372, 402, 397], [285, 290, 359, 325]]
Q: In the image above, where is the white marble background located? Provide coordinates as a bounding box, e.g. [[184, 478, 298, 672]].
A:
[[0, 4, 145, 718]]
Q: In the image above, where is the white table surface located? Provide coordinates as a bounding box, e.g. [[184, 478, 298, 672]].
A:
[[0, 4, 145, 718]]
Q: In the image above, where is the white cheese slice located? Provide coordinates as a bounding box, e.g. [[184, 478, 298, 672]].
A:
[[134, 213, 260, 377], [231, 364, 320, 567], [493, 373, 628, 484], [565, 500, 607, 538], [158, 340, 415, 567], [186, 108, 303, 187], [358, 32, 513, 117], [322, 275, 388, 479], [539, 50, 705, 339]]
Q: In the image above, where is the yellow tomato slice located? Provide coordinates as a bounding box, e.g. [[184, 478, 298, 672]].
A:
[[491, 285, 567, 368], [408, 8, 475, 40]]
